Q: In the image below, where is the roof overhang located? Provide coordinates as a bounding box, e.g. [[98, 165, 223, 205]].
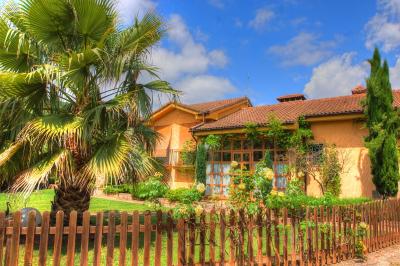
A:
[[149, 102, 199, 123]]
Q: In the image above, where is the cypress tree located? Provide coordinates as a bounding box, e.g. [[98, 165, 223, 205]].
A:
[[365, 48, 400, 198]]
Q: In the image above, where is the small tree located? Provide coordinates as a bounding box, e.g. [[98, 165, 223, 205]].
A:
[[365, 48, 400, 198], [195, 143, 207, 185]]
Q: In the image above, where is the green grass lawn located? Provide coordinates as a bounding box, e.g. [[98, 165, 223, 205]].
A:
[[0, 189, 153, 213]]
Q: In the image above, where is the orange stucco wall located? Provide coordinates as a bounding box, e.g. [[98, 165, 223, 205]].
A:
[[307, 119, 376, 198], [152, 109, 199, 188]]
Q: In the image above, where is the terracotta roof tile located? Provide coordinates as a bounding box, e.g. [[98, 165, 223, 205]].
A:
[[182, 96, 250, 113], [192, 90, 400, 132]]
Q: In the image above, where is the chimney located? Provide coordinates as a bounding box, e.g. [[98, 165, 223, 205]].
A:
[[351, 84, 367, 95], [277, 93, 306, 103]]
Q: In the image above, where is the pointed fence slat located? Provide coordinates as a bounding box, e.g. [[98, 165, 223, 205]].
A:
[[0, 199, 399, 266], [66, 211, 77, 266], [23, 211, 36, 266], [93, 212, 104, 266], [38, 211, 50, 266]]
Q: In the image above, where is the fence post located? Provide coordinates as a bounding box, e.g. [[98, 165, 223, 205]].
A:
[[119, 211, 128, 266], [38, 211, 50, 266], [210, 208, 216, 265], [266, 208, 272, 266], [177, 218, 186, 266], [106, 211, 115, 266], [314, 207, 319, 266], [199, 212, 206, 265], [166, 211, 173, 266], [93, 212, 104, 266], [0, 212, 4, 266], [220, 209, 226, 265], [257, 211, 263, 264], [188, 213, 195, 266], [66, 211, 77, 266], [143, 211, 151, 266], [229, 210, 235, 266], [283, 208, 288, 266], [10, 211, 21, 266], [247, 212, 254, 265], [23, 211, 36, 266], [80, 211, 90, 266], [154, 210, 163, 266], [52, 211, 64, 266]]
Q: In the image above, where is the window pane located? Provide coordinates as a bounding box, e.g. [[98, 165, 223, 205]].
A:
[[223, 186, 229, 196], [213, 186, 221, 194], [243, 163, 250, 171], [233, 140, 242, 150], [222, 163, 230, 174], [213, 163, 220, 173], [206, 164, 212, 174], [253, 140, 263, 149], [213, 152, 222, 161], [222, 152, 231, 161], [243, 153, 250, 162], [206, 185, 212, 195], [243, 140, 252, 150], [206, 174, 211, 184], [222, 139, 231, 150], [233, 153, 241, 161], [223, 175, 231, 185], [253, 151, 263, 161], [214, 175, 221, 185]]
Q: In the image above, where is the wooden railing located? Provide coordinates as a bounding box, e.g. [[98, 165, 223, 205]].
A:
[[1, 199, 400, 265]]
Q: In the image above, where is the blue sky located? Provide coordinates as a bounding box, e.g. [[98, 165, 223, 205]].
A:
[[120, 0, 400, 106], [4, 0, 400, 106]]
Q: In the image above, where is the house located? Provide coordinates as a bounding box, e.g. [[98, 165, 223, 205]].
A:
[[149, 86, 400, 198]]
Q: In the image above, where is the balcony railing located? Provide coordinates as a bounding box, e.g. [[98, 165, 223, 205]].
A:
[[154, 149, 195, 167]]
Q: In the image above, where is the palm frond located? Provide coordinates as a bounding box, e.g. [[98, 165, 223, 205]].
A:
[[0, 140, 24, 167], [11, 149, 73, 198], [18, 114, 84, 147], [0, 71, 46, 100]]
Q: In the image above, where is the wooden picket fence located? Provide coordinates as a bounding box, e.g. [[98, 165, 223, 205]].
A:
[[0, 199, 400, 266]]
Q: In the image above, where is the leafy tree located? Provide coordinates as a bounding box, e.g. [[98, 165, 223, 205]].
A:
[[365, 48, 399, 198], [195, 143, 207, 184], [0, 0, 177, 216]]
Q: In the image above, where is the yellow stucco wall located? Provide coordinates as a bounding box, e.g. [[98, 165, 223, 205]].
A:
[[307, 119, 376, 198]]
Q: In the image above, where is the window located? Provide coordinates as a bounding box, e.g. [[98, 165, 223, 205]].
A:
[[206, 138, 291, 196]]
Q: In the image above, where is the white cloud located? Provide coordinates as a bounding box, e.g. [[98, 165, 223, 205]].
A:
[[176, 75, 236, 103], [304, 53, 368, 98], [268, 32, 338, 67], [365, 0, 400, 52], [248, 8, 275, 31], [148, 15, 236, 103], [116, 0, 156, 25], [151, 15, 228, 81]]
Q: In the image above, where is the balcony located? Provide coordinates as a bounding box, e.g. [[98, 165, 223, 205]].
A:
[[154, 149, 195, 168]]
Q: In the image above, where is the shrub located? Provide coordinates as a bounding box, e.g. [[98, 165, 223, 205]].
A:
[[103, 184, 132, 194], [166, 187, 203, 204], [181, 140, 196, 165], [195, 143, 207, 184], [131, 175, 169, 201]]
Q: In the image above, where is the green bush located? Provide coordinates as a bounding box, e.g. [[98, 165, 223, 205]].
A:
[[103, 184, 132, 194], [166, 188, 202, 204], [131, 177, 169, 201], [264, 192, 370, 210]]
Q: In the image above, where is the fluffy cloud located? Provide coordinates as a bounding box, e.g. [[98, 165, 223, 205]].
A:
[[248, 8, 275, 31], [268, 32, 338, 67], [148, 15, 236, 103], [304, 53, 368, 98], [365, 0, 400, 52], [116, 0, 156, 24], [176, 75, 237, 103]]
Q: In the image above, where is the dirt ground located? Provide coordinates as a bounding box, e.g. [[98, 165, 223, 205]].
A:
[[334, 245, 400, 266]]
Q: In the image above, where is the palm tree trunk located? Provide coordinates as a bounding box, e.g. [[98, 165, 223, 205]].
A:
[[51, 180, 91, 222]]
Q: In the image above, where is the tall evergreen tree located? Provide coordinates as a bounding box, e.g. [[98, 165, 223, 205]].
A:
[[365, 48, 399, 198]]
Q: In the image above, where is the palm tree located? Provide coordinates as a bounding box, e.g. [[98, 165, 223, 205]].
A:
[[0, 0, 177, 216]]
